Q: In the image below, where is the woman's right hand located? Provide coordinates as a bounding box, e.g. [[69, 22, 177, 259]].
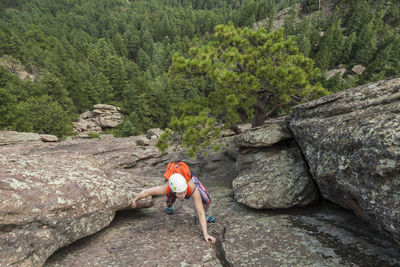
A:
[[131, 200, 138, 208], [204, 234, 216, 244]]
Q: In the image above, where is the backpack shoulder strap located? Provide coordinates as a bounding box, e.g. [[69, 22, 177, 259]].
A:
[[164, 162, 176, 180], [185, 177, 195, 199]]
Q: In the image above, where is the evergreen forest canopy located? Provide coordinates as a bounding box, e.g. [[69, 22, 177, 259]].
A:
[[0, 0, 295, 137], [0, 0, 399, 144]]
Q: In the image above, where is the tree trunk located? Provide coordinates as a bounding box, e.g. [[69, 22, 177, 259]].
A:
[[252, 89, 271, 127], [253, 103, 266, 127], [230, 124, 242, 135]]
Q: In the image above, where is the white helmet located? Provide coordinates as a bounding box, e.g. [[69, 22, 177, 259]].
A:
[[169, 173, 188, 193]]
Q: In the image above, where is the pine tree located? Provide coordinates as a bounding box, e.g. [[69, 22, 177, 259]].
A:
[[303, 0, 320, 13], [103, 54, 127, 101], [365, 26, 400, 80], [354, 20, 377, 66], [125, 26, 141, 60], [329, 19, 345, 68], [91, 72, 114, 104], [137, 48, 151, 71], [313, 18, 345, 70], [112, 33, 128, 58], [345, 0, 371, 34], [283, 9, 297, 37], [0, 26, 12, 54], [342, 32, 356, 63], [12, 95, 73, 138], [296, 17, 313, 57], [162, 24, 329, 157], [140, 26, 154, 56], [37, 72, 74, 114]]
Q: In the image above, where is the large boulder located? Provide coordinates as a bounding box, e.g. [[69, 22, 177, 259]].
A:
[[0, 135, 158, 266], [326, 68, 346, 80], [233, 117, 292, 147], [232, 119, 319, 209], [233, 144, 319, 209], [289, 76, 400, 244], [146, 128, 164, 139], [351, 65, 366, 75], [73, 104, 123, 135]]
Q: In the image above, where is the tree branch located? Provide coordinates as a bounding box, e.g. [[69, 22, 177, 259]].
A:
[[264, 104, 281, 119]]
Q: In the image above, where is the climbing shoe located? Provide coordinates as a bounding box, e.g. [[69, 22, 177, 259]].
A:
[[206, 215, 215, 223], [166, 205, 173, 215]]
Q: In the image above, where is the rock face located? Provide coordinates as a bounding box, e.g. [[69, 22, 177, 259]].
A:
[[1, 129, 399, 266], [233, 118, 292, 147], [351, 64, 366, 75], [0, 135, 158, 266], [0, 131, 58, 145], [72, 104, 123, 136], [233, 144, 319, 209], [217, 201, 400, 267], [253, 4, 301, 31], [326, 68, 346, 80], [46, 148, 400, 267], [232, 118, 319, 209], [0, 55, 37, 81], [289, 76, 400, 244], [146, 128, 164, 139]]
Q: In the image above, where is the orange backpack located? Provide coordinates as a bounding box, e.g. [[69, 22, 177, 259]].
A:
[[164, 161, 192, 181], [164, 161, 192, 195]]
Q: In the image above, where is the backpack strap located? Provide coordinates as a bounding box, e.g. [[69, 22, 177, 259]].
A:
[[186, 177, 197, 199], [191, 176, 210, 204]]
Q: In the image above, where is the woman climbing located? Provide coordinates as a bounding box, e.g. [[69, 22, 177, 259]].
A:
[[131, 162, 216, 244]]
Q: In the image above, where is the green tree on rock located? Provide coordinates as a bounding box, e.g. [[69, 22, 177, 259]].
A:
[[159, 24, 329, 157]]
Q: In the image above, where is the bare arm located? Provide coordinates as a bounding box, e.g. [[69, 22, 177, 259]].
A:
[[132, 183, 168, 208], [192, 189, 216, 244]]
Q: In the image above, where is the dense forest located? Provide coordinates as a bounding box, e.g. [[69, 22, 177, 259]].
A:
[[0, 0, 399, 144]]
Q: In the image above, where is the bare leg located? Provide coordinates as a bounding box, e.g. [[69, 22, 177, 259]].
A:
[[203, 203, 209, 212]]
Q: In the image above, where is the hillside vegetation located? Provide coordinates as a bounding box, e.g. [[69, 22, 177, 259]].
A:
[[0, 0, 399, 140], [283, 0, 400, 92], [0, 0, 295, 137]]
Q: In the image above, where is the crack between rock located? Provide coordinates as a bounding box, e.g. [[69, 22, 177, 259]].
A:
[[215, 223, 232, 267]]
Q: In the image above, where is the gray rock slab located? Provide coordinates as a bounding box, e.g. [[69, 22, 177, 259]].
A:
[[289, 76, 400, 245], [40, 134, 58, 142], [0, 131, 41, 145], [0, 137, 159, 266], [45, 198, 221, 267], [234, 120, 292, 148], [233, 145, 319, 209], [45, 155, 400, 267]]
